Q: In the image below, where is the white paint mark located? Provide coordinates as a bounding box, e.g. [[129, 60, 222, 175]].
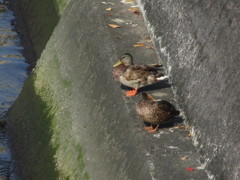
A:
[[131, 24, 138, 27], [121, 0, 134, 4], [167, 146, 179, 149], [147, 161, 157, 180], [101, 2, 115, 5], [153, 131, 166, 138], [112, 18, 126, 24]]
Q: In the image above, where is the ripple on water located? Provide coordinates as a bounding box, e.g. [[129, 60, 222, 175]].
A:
[[0, 0, 29, 179]]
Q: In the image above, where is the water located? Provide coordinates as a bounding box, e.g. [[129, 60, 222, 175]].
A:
[[0, 0, 28, 179]]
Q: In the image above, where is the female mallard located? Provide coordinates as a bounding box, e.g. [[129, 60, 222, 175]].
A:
[[136, 93, 180, 133], [113, 53, 167, 97]]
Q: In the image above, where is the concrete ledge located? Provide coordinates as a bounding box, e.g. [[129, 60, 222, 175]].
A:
[[138, 0, 240, 179], [6, 0, 215, 179]]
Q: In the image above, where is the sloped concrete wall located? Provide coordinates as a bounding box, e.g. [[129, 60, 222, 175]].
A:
[[8, 0, 240, 179], [137, 0, 240, 179], [8, 0, 153, 179]]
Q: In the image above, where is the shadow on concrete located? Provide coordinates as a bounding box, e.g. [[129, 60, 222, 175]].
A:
[[143, 116, 184, 130], [7, 75, 59, 179], [9, 0, 61, 70], [120, 80, 171, 92]]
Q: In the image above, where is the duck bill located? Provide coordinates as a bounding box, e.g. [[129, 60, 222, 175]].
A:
[[113, 60, 122, 67]]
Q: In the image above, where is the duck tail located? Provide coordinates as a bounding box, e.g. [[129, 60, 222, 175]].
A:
[[156, 74, 168, 81], [171, 110, 180, 116]]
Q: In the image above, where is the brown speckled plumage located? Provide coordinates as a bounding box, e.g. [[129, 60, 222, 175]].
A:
[[112, 63, 127, 82], [136, 93, 180, 132], [112, 53, 166, 92]]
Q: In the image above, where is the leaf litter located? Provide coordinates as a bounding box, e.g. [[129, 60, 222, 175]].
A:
[[108, 24, 121, 28]]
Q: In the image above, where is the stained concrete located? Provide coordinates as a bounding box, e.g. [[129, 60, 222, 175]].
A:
[[137, 0, 240, 179], [8, 0, 239, 179], [8, 0, 208, 179]]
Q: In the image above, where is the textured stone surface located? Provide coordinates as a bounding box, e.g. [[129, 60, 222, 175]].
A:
[[10, 0, 238, 179], [137, 0, 240, 179]]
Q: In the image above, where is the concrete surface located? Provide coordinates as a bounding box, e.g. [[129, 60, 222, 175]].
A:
[[137, 0, 240, 179], [8, 0, 240, 179], [8, 0, 208, 179]]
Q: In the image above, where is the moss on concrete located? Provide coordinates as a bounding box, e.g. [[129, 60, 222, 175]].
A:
[[8, 0, 89, 179], [8, 46, 89, 179], [14, 0, 69, 58], [8, 74, 59, 180]]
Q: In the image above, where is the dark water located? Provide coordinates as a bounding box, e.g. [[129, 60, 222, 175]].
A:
[[0, 0, 28, 179]]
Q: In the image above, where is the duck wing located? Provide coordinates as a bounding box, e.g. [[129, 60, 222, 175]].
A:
[[123, 65, 158, 81], [157, 100, 180, 116], [130, 64, 162, 71]]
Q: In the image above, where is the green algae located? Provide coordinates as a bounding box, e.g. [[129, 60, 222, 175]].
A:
[[7, 0, 90, 179], [8, 75, 59, 180], [15, 0, 70, 58]]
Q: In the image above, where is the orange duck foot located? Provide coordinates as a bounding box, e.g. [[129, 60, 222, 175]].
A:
[[125, 88, 138, 97], [148, 125, 159, 133], [144, 126, 154, 131]]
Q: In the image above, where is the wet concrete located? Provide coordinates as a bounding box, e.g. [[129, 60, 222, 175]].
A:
[[0, 0, 28, 179], [138, 0, 240, 179]]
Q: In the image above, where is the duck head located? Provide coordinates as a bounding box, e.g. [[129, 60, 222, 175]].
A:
[[113, 53, 133, 67]]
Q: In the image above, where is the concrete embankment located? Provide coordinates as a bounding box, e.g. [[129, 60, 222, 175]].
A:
[[7, 0, 240, 179], [138, 0, 240, 179]]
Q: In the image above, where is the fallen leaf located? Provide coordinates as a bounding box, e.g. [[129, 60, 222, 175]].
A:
[[105, 8, 112, 11], [107, 13, 113, 16], [125, 0, 134, 2], [134, 10, 141, 15], [180, 156, 189, 160], [128, 7, 139, 12], [145, 46, 154, 49], [146, 39, 152, 42], [108, 24, 121, 28], [186, 167, 195, 172], [116, 36, 123, 39], [187, 133, 192, 137], [133, 43, 145, 47]]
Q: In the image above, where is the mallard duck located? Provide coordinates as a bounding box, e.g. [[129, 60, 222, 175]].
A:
[[113, 53, 167, 96], [136, 93, 180, 133]]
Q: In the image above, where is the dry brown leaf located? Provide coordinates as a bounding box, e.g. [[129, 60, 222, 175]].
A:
[[187, 133, 192, 137], [145, 46, 154, 49], [125, 0, 134, 2], [134, 10, 141, 15], [116, 36, 123, 39], [128, 7, 139, 12], [180, 156, 189, 160], [186, 167, 195, 172], [105, 8, 112, 11], [108, 24, 121, 28], [133, 43, 145, 47]]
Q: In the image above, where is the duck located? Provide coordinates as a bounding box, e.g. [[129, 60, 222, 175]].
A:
[[136, 93, 180, 133], [112, 53, 167, 97]]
